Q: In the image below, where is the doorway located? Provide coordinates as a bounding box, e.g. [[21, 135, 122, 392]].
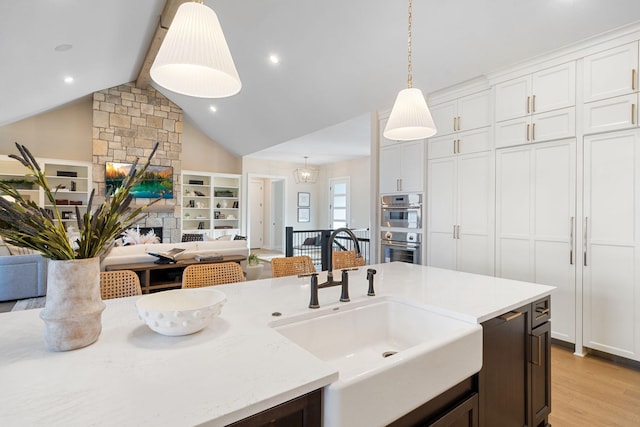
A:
[[247, 175, 286, 251], [329, 177, 350, 229]]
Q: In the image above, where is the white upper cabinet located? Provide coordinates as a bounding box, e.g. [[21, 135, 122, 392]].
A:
[[495, 107, 576, 148], [428, 127, 492, 159], [583, 42, 640, 135], [495, 62, 576, 122], [430, 90, 491, 136], [380, 140, 424, 194], [583, 42, 639, 103]]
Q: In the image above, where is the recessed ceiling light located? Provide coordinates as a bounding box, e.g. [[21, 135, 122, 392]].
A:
[[209, 105, 217, 113], [54, 44, 73, 52], [269, 54, 280, 64], [64, 76, 74, 84]]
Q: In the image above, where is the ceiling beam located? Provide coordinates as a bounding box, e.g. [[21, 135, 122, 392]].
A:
[[136, 0, 191, 89]]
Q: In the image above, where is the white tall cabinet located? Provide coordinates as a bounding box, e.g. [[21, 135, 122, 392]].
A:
[[428, 151, 494, 276], [583, 129, 640, 361], [495, 139, 576, 343]]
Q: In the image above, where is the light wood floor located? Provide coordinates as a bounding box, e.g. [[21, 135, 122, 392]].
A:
[[550, 345, 640, 426]]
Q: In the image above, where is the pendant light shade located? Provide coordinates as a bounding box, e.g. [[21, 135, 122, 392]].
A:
[[383, 0, 437, 141], [384, 88, 437, 140], [150, 2, 241, 98]]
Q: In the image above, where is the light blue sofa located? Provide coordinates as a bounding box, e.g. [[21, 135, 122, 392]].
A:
[[0, 254, 47, 301]]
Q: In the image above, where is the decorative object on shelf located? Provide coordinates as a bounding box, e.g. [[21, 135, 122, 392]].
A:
[[187, 199, 195, 208], [70, 181, 76, 192], [216, 202, 221, 208], [214, 190, 234, 197], [293, 156, 318, 184], [220, 199, 228, 208], [0, 178, 34, 190], [56, 171, 78, 177], [61, 211, 72, 220], [150, 1, 241, 99], [383, 0, 437, 141], [0, 142, 159, 351], [298, 192, 310, 207], [188, 179, 204, 185], [232, 201, 238, 208], [194, 190, 205, 197], [198, 221, 205, 229], [298, 207, 310, 223]]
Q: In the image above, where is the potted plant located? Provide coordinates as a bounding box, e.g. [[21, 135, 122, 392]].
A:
[[245, 252, 263, 281], [0, 142, 159, 351]]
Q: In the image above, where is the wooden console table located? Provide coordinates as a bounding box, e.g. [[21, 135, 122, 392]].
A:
[[105, 255, 246, 293]]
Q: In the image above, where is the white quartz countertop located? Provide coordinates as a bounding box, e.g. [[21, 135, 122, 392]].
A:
[[0, 262, 554, 426]]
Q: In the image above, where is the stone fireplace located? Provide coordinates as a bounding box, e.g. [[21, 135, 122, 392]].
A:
[[91, 82, 182, 243]]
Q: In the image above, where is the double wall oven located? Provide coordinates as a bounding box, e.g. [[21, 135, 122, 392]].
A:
[[380, 194, 423, 264]]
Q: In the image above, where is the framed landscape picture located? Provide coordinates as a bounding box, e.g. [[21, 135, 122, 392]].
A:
[[105, 162, 173, 199]]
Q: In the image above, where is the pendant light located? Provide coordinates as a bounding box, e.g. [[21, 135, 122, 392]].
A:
[[150, 0, 241, 98], [294, 157, 318, 184], [383, 0, 437, 141]]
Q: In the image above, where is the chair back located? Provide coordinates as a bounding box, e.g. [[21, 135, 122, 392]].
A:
[[100, 270, 142, 300], [332, 250, 366, 270], [271, 255, 316, 278], [181, 233, 204, 242], [182, 262, 245, 288]]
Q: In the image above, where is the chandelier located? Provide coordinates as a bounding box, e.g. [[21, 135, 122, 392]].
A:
[[383, 0, 437, 141], [150, 0, 241, 98], [294, 157, 318, 184]]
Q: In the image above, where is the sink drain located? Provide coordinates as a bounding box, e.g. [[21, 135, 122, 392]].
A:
[[382, 351, 398, 358]]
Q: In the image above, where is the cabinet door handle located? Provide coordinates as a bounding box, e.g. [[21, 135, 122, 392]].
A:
[[457, 116, 461, 131], [452, 140, 456, 154], [457, 225, 460, 239], [633, 104, 636, 125], [531, 334, 543, 366], [532, 94, 536, 113], [453, 225, 457, 239], [532, 122, 536, 140], [527, 96, 531, 114], [633, 69, 636, 91], [526, 124, 530, 141], [453, 117, 457, 132], [456, 139, 461, 154], [499, 311, 523, 321], [583, 217, 588, 267], [569, 216, 574, 265]]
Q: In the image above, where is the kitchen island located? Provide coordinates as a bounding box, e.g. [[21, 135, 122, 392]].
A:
[[0, 262, 554, 426]]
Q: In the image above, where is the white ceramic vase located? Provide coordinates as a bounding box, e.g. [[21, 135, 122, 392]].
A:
[[39, 257, 106, 351]]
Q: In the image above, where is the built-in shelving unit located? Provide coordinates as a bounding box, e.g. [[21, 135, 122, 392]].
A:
[[181, 171, 241, 238], [0, 156, 92, 225]]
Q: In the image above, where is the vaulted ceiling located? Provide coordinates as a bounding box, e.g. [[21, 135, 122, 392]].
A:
[[2, 1, 640, 164]]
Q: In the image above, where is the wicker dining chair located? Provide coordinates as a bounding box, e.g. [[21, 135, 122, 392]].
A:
[[100, 270, 142, 300], [332, 250, 366, 270], [182, 262, 245, 288], [271, 255, 316, 278]]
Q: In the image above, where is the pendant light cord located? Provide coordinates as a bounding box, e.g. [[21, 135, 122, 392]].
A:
[[407, 0, 413, 89]]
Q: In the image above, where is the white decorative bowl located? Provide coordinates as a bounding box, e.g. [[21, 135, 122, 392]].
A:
[[136, 288, 226, 336]]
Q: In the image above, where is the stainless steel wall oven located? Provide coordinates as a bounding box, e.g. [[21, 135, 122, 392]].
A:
[[380, 194, 422, 229], [380, 231, 422, 264]]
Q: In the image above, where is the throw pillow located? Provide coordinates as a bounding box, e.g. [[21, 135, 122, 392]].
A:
[[216, 235, 232, 241], [233, 235, 247, 240]]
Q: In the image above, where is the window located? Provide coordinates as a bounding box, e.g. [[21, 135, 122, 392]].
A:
[[329, 177, 349, 229]]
